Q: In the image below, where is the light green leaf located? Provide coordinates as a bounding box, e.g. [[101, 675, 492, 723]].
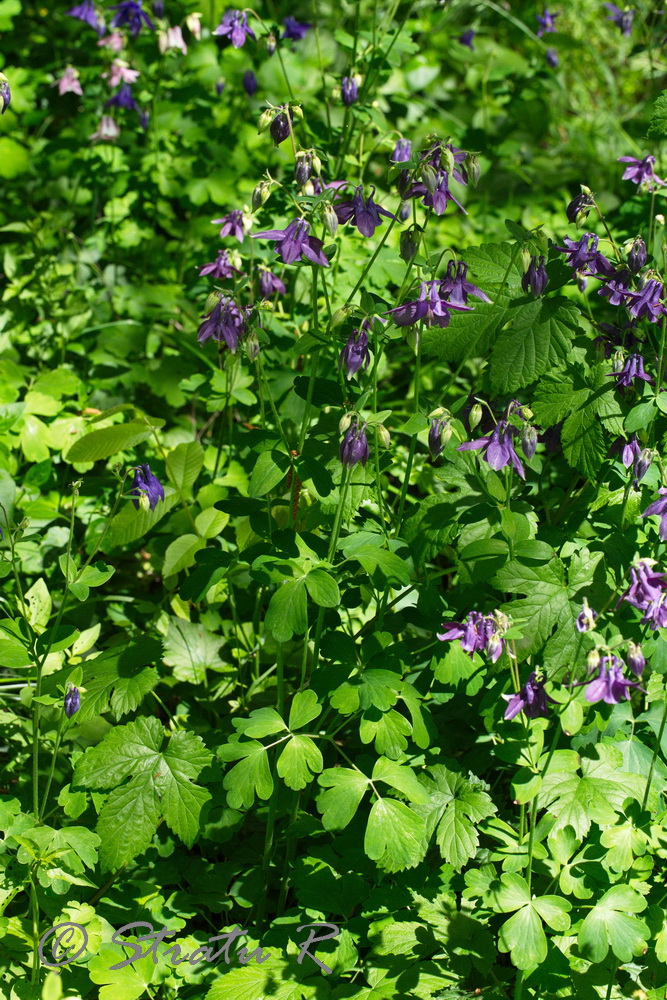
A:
[[220, 740, 274, 808], [276, 735, 323, 789], [65, 421, 156, 462], [163, 618, 222, 683], [359, 708, 411, 759], [233, 707, 287, 738], [317, 768, 370, 830], [578, 884, 649, 963], [265, 577, 308, 642], [372, 758, 430, 804], [288, 689, 322, 730], [364, 798, 426, 872], [305, 568, 340, 607], [416, 765, 497, 870], [89, 944, 161, 1000], [162, 534, 206, 577], [166, 440, 204, 494], [248, 450, 290, 497], [498, 905, 547, 970]]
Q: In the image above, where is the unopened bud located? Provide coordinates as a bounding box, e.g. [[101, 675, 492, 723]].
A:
[[204, 292, 221, 313], [428, 406, 448, 419], [138, 493, 151, 512], [442, 146, 455, 176], [330, 304, 353, 328], [587, 649, 601, 674], [257, 108, 275, 133], [376, 424, 391, 447], [406, 327, 421, 355], [611, 350, 625, 373], [311, 152, 322, 175], [656, 214, 666, 226], [399, 225, 421, 262], [290, 104, 304, 121], [469, 403, 483, 429], [322, 203, 339, 237], [252, 180, 271, 211], [577, 273, 588, 294], [421, 163, 438, 194], [266, 33, 277, 55], [522, 425, 538, 460], [339, 412, 354, 434], [521, 248, 533, 273], [466, 152, 480, 186], [245, 330, 260, 361], [294, 151, 312, 185]]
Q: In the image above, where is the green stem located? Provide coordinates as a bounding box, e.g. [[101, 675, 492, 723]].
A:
[[641, 697, 667, 810], [394, 331, 422, 532], [38, 712, 67, 823], [310, 467, 351, 675]]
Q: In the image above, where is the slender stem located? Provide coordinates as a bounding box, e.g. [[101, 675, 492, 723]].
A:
[[394, 331, 422, 532], [310, 467, 351, 675], [30, 872, 40, 985], [641, 697, 667, 810], [38, 712, 67, 823]]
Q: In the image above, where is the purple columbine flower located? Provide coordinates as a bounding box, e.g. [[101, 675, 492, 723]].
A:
[[64, 686, 81, 718], [252, 218, 329, 267], [536, 8, 559, 36], [440, 260, 490, 306], [504, 672, 553, 720], [282, 16, 311, 40], [626, 279, 666, 322], [620, 560, 667, 610], [197, 296, 250, 351], [554, 233, 615, 277], [571, 655, 644, 705], [619, 155, 666, 191], [521, 255, 549, 297], [110, 0, 154, 35], [428, 417, 450, 459], [212, 210, 245, 243], [333, 185, 396, 238], [0, 76, 10, 115], [67, 0, 104, 32], [341, 76, 358, 106], [213, 8, 256, 47], [424, 170, 467, 216], [621, 434, 641, 468], [627, 237, 647, 274], [384, 279, 473, 328], [130, 463, 165, 510], [546, 48, 559, 68], [634, 447, 653, 484], [390, 139, 412, 163], [458, 419, 526, 479], [576, 598, 598, 632], [243, 70, 257, 96], [599, 270, 633, 307], [566, 191, 594, 224], [627, 642, 645, 677], [105, 82, 139, 111], [259, 268, 286, 297], [438, 611, 497, 657], [642, 488, 667, 541], [458, 28, 475, 48], [607, 353, 652, 388], [199, 249, 240, 279], [340, 420, 369, 467], [339, 328, 371, 380], [603, 3, 634, 36]]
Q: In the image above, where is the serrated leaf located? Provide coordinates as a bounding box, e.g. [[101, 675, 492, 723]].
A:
[[415, 765, 496, 870], [488, 297, 579, 394]]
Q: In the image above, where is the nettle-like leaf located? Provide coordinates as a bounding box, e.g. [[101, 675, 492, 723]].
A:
[[492, 872, 571, 970], [578, 884, 649, 963], [415, 765, 497, 871], [73, 716, 212, 871]]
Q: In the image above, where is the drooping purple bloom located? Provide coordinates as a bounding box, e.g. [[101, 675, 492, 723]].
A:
[[110, 0, 154, 36], [620, 560, 667, 610], [196, 296, 250, 351], [341, 76, 358, 106], [428, 417, 449, 459], [199, 249, 240, 279], [390, 139, 412, 163], [243, 70, 257, 96], [212, 210, 246, 243], [642, 488, 667, 542], [521, 255, 549, 297], [566, 191, 594, 224], [0, 76, 10, 115], [259, 268, 286, 298], [440, 260, 490, 306], [252, 218, 329, 267], [620, 434, 641, 468], [64, 686, 81, 719], [619, 155, 666, 191], [576, 598, 598, 633], [458, 28, 475, 48], [130, 464, 165, 510], [626, 279, 666, 322], [213, 8, 256, 47], [423, 170, 467, 216], [339, 328, 371, 380], [105, 82, 139, 112], [606, 353, 652, 388], [546, 48, 559, 68], [282, 16, 311, 40], [627, 642, 645, 677], [603, 3, 634, 36], [554, 233, 615, 277], [384, 279, 472, 328], [437, 610, 501, 659], [504, 672, 552, 720], [457, 419, 526, 479], [634, 447, 653, 484], [627, 237, 647, 273], [536, 8, 559, 36], [334, 185, 396, 237], [340, 421, 369, 467], [571, 655, 644, 705], [598, 270, 633, 307], [67, 0, 104, 32], [270, 111, 293, 145]]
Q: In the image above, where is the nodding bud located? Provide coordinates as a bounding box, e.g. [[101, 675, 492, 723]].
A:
[[266, 33, 277, 55], [469, 403, 483, 429], [270, 110, 293, 145], [245, 330, 260, 361], [577, 273, 588, 293], [466, 152, 481, 186], [138, 492, 151, 512], [429, 406, 448, 419], [566, 191, 594, 225], [64, 686, 80, 719], [634, 447, 654, 483], [656, 214, 666, 226], [627, 237, 647, 274], [376, 424, 391, 447], [522, 406, 533, 419], [322, 203, 339, 237], [0, 73, 10, 116], [294, 151, 312, 185], [587, 649, 601, 674], [421, 162, 438, 194], [441, 146, 456, 176], [627, 642, 645, 678], [339, 412, 354, 434], [312, 152, 322, 175], [522, 425, 538, 460], [406, 327, 421, 355], [399, 226, 421, 262], [486, 634, 503, 661], [290, 104, 304, 121], [252, 179, 272, 211], [398, 201, 411, 222], [330, 304, 353, 328], [521, 248, 533, 273], [257, 108, 275, 132], [611, 350, 625, 373], [204, 291, 222, 313]]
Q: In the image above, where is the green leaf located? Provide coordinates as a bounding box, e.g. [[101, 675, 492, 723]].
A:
[[415, 765, 497, 870], [351, 546, 411, 586], [372, 757, 430, 804], [359, 708, 411, 759], [276, 735, 323, 789], [233, 707, 287, 738], [364, 798, 426, 872], [65, 421, 156, 462], [248, 450, 290, 497], [494, 559, 573, 659], [498, 904, 547, 970], [648, 89, 667, 138], [20, 578, 51, 630], [166, 440, 204, 494], [578, 884, 649, 963], [293, 375, 344, 407], [317, 768, 370, 830], [488, 297, 580, 394], [89, 945, 161, 1000], [162, 534, 206, 577], [305, 568, 340, 607], [265, 577, 308, 642], [163, 618, 222, 683], [100, 489, 179, 551], [75, 637, 161, 721], [288, 689, 322, 730], [221, 740, 274, 809]]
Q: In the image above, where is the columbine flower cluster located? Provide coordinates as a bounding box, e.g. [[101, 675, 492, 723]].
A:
[[437, 610, 509, 663], [619, 559, 667, 629]]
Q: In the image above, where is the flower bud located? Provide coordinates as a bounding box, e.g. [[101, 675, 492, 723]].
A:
[[577, 273, 588, 293], [322, 203, 339, 237], [428, 406, 448, 419], [657, 214, 666, 227], [521, 248, 533, 273], [465, 152, 481, 186], [441, 146, 456, 176], [245, 330, 260, 361], [399, 226, 421, 262], [587, 649, 601, 674], [522, 425, 538, 460], [138, 492, 151, 512], [204, 291, 221, 313], [566, 191, 594, 225], [252, 179, 272, 210], [257, 108, 275, 133], [627, 642, 645, 678], [266, 33, 277, 55], [486, 634, 503, 661], [64, 686, 80, 719], [294, 151, 312, 185], [270, 110, 292, 145], [0, 73, 10, 116], [627, 237, 647, 274], [611, 350, 625, 373], [406, 327, 421, 355], [376, 424, 391, 447], [330, 304, 353, 329], [398, 201, 411, 222], [339, 412, 354, 434], [634, 447, 653, 484], [421, 163, 438, 194], [312, 152, 322, 175], [469, 403, 483, 429]]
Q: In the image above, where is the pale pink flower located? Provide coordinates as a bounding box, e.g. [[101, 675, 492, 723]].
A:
[[90, 115, 120, 141], [53, 66, 83, 96], [158, 25, 187, 54], [104, 60, 140, 87], [97, 31, 125, 51], [186, 12, 202, 39]]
